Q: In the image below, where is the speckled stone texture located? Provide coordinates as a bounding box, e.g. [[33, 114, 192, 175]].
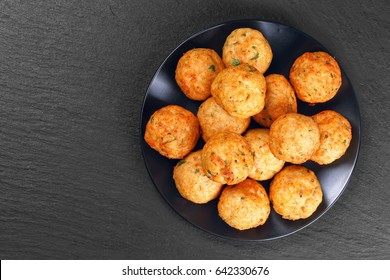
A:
[[0, 0, 389, 259]]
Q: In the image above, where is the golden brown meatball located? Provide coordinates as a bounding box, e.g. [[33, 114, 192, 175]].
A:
[[269, 165, 323, 220], [211, 64, 266, 119], [201, 132, 254, 185], [218, 179, 270, 230], [197, 97, 250, 142], [173, 150, 223, 204], [289, 51, 342, 103], [222, 27, 273, 74], [244, 129, 285, 181], [175, 48, 225, 101], [311, 110, 352, 165], [253, 74, 297, 127], [269, 113, 320, 164], [144, 105, 200, 159]]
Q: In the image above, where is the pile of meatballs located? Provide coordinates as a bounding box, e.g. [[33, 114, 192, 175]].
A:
[[144, 27, 352, 231]]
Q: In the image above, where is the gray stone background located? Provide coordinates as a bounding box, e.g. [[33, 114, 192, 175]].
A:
[[0, 0, 389, 259]]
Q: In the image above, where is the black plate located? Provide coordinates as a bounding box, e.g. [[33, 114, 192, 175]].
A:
[[140, 19, 361, 241]]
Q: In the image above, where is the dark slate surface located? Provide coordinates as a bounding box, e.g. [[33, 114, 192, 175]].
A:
[[0, 0, 389, 259]]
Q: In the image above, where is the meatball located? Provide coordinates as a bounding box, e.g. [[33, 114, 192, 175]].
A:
[[244, 128, 285, 181], [201, 132, 254, 185], [218, 179, 270, 230], [253, 74, 297, 127], [144, 105, 200, 159], [211, 64, 266, 119], [269, 113, 320, 164], [269, 165, 323, 220], [173, 150, 223, 204], [197, 97, 250, 142], [289, 51, 342, 103], [311, 110, 352, 165], [175, 48, 225, 101], [222, 27, 273, 74]]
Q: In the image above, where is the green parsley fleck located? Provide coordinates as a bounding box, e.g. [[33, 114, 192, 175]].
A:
[[241, 196, 246, 200], [208, 64, 215, 72], [164, 137, 176, 144], [194, 169, 200, 174], [231, 59, 240, 66], [177, 160, 186, 166], [250, 53, 259, 60]]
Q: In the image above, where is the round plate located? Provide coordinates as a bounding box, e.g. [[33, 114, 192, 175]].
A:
[[140, 19, 361, 241]]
